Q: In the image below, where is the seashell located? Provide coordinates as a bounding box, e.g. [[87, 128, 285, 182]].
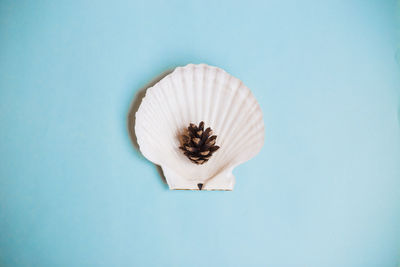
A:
[[134, 64, 264, 190]]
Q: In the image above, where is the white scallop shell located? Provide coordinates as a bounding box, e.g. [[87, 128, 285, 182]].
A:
[[135, 64, 264, 190]]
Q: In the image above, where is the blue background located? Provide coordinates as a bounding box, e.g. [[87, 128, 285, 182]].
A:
[[1, 0, 399, 266]]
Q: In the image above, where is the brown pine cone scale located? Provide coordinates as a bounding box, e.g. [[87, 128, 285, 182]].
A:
[[179, 121, 220, 164]]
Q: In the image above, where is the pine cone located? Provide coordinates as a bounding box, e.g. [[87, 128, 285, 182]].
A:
[[179, 121, 220, 164]]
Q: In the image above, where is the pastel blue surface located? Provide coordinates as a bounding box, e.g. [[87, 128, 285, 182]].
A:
[[1, 0, 399, 266]]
